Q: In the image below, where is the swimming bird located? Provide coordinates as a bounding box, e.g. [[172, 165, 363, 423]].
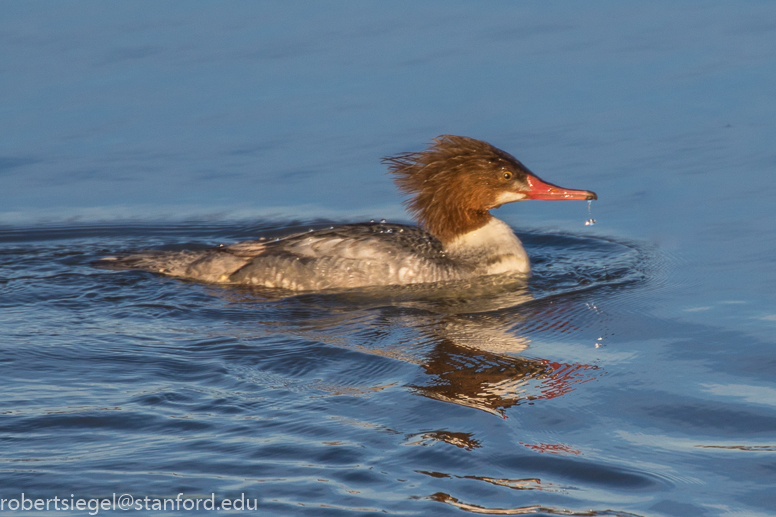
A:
[[103, 135, 596, 290]]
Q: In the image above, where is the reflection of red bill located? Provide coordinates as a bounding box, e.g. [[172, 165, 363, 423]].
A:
[[537, 360, 599, 400]]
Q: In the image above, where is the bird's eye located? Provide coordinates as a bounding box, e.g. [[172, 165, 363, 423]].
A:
[[502, 171, 513, 180]]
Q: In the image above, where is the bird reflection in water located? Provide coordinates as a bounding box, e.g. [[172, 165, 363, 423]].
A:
[[216, 274, 601, 423], [412, 336, 597, 418], [407, 310, 599, 418]]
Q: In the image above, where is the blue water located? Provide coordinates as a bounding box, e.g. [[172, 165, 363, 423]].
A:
[[2, 2, 776, 516]]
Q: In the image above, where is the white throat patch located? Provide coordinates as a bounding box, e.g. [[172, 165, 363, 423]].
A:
[[493, 191, 528, 206]]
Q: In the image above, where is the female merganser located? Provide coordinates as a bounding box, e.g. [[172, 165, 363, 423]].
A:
[[104, 135, 596, 290]]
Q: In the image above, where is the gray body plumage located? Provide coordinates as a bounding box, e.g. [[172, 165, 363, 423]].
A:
[[104, 223, 482, 291]]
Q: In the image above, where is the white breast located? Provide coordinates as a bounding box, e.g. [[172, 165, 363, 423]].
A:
[[444, 217, 530, 275]]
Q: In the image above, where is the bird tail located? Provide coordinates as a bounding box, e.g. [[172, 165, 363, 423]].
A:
[[96, 248, 251, 283]]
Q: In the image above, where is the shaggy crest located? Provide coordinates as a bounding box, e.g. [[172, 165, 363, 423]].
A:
[[382, 135, 530, 243]]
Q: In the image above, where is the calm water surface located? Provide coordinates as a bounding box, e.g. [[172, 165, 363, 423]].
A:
[[2, 2, 776, 516]]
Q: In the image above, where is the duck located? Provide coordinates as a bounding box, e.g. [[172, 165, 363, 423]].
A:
[[102, 135, 596, 291]]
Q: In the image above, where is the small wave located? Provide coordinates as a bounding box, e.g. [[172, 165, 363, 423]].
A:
[[430, 492, 644, 516]]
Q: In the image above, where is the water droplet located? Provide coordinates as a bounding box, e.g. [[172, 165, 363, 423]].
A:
[[585, 200, 596, 226], [308, 228, 314, 232], [369, 219, 375, 223], [380, 219, 386, 224]]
